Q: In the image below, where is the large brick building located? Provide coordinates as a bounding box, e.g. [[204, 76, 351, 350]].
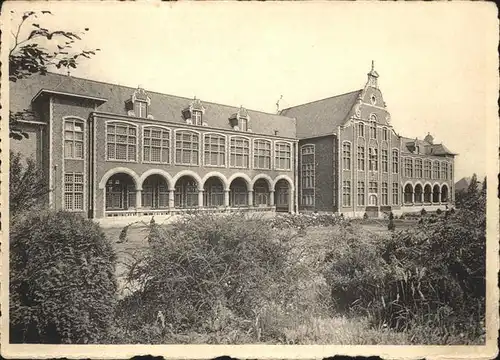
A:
[[10, 63, 455, 219]]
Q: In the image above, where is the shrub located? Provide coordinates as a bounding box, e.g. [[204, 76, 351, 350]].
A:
[[324, 190, 486, 342], [436, 208, 442, 215], [420, 208, 427, 216], [10, 210, 117, 343], [387, 217, 395, 231], [10, 151, 49, 218], [118, 213, 311, 342], [363, 213, 369, 220]]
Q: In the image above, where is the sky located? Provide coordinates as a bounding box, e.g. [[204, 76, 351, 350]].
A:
[[5, 1, 498, 181]]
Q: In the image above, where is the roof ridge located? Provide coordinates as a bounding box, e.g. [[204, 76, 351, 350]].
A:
[[280, 89, 363, 112], [43, 71, 294, 120]]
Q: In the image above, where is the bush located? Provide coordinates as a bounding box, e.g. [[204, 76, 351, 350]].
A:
[[324, 190, 486, 342], [436, 208, 442, 215], [420, 208, 427, 216], [10, 210, 117, 343], [363, 213, 369, 220], [268, 213, 344, 230], [117, 213, 312, 342]]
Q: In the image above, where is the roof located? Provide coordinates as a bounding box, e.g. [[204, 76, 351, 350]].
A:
[[10, 72, 296, 138], [455, 177, 482, 192], [279, 90, 362, 139], [400, 136, 456, 156]]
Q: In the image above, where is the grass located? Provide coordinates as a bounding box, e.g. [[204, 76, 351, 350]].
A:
[[104, 218, 425, 344]]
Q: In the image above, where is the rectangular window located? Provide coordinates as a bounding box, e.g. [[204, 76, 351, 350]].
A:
[[433, 161, 440, 180], [357, 146, 365, 171], [301, 145, 315, 191], [107, 123, 137, 161], [342, 142, 351, 170], [192, 110, 202, 126], [449, 163, 453, 180], [381, 149, 388, 172], [381, 182, 388, 205], [383, 128, 389, 141], [204, 134, 226, 167], [358, 123, 365, 137], [369, 147, 378, 171], [301, 163, 315, 189], [424, 160, 432, 178], [357, 181, 365, 206], [392, 149, 399, 174], [175, 130, 199, 165], [64, 120, 84, 159], [370, 122, 377, 139], [240, 118, 248, 131], [135, 101, 147, 118], [254, 139, 271, 169], [275, 142, 291, 170], [392, 182, 399, 205], [229, 137, 249, 168], [302, 194, 314, 206], [404, 158, 413, 177], [143, 127, 170, 163], [342, 180, 351, 207], [64, 172, 84, 211], [415, 158, 423, 178], [369, 181, 378, 194], [441, 162, 448, 180]]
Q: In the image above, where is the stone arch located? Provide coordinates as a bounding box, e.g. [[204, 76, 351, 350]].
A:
[[272, 175, 295, 192], [441, 183, 449, 202], [172, 170, 203, 190], [424, 183, 432, 203], [403, 183, 414, 204], [201, 171, 229, 191], [138, 169, 174, 191], [99, 167, 141, 190], [251, 174, 273, 190], [227, 172, 252, 188], [432, 184, 441, 203], [414, 183, 423, 203]]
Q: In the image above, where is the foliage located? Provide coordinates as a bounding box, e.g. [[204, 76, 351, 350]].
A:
[[387, 212, 395, 231], [9, 151, 49, 218], [324, 184, 486, 342], [420, 208, 427, 216], [363, 213, 369, 220], [268, 212, 346, 230], [10, 211, 117, 343], [113, 213, 322, 343], [9, 11, 99, 140]]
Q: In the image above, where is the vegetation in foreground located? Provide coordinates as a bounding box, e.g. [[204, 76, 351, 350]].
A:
[[9, 143, 486, 344]]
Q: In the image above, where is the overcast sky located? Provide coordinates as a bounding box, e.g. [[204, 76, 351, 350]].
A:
[[6, 1, 498, 181]]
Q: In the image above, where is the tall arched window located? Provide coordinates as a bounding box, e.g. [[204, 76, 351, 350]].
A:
[[342, 142, 351, 170], [301, 144, 315, 207], [204, 133, 226, 167], [175, 130, 199, 165], [143, 126, 170, 163], [369, 114, 377, 139], [392, 149, 399, 174], [106, 122, 137, 161], [357, 122, 365, 137], [64, 119, 84, 159]]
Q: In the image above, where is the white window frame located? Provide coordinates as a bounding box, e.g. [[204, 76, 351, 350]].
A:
[[142, 125, 171, 164], [64, 118, 84, 160], [174, 129, 201, 166], [105, 120, 138, 162], [203, 132, 227, 168], [253, 138, 272, 170], [229, 136, 250, 169], [275, 141, 292, 171], [64, 172, 84, 211]]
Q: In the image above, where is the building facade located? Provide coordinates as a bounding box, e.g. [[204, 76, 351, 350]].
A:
[[280, 63, 456, 217], [10, 64, 455, 219]]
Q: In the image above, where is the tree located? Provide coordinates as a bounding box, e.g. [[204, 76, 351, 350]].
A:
[[9, 151, 49, 218], [9, 11, 100, 140]]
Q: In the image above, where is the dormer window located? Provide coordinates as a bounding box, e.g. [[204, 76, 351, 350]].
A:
[[192, 110, 202, 126], [240, 117, 248, 131], [136, 101, 147, 118], [229, 106, 251, 132], [126, 87, 152, 119], [182, 97, 206, 126]]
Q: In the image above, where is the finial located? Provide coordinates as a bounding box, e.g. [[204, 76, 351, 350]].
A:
[[371, 60, 374, 72]]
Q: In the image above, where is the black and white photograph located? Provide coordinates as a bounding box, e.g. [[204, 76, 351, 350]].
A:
[[1, 1, 498, 359]]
